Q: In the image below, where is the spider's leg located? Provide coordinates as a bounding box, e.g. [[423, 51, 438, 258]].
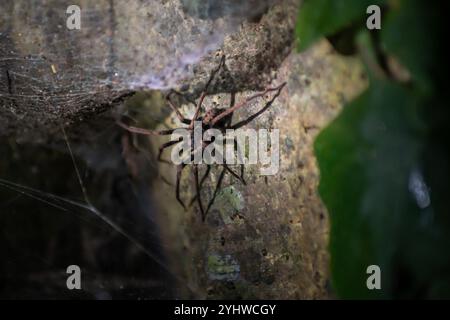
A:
[[212, 82, 286, 127], [176, 164, 187, 210], [194, 165, 206, 221], [189, 94, 205, 129], [157, 139, 182, 163], [232, 137, 246, 185], [205, 55, 225, 90], [205, 166, 226, 216], [166, 92, 191, 125], [117, 120, 179, 136], [230, 83, 286, 130], [240, 164, 246, 184], [200, 164, 212, 187], [169, 89, 198, 107], [225, 93, 234, 126], [188, 164, 211, 207], [223, 163, 246, 185], [229, 91, 236, 111], [189, 55, 226, 128]]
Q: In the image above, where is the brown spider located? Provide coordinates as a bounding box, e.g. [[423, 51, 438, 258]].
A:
[[118, 56, 286, 221]]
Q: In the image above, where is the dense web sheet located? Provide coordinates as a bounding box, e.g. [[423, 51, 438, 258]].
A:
[[0, 0, 277, 139], [0, 0, 275, 102]]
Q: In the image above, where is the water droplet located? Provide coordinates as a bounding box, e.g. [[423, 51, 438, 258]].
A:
[[408, 168, 430, 209]]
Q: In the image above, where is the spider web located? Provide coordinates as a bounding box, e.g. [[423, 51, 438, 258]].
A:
[[0, 0, 279, 299], [0, 0, 276, 106]]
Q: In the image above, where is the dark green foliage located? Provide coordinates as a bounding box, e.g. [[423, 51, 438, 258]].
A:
[[297, 0, 450, 298]]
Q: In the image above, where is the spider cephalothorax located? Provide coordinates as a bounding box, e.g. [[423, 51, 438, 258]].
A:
[[201, 108, 229, 128], [118, 56, 286, 221]]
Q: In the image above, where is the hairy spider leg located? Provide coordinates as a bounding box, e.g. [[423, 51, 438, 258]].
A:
[[176, 164, 187, 210], [230, 82, 286, 130], [168, 89, 198, 106], [188, 162, 245, 208], [119, 119, 185, 164], [188, 91, 247, 209], [211, 82, 287, 127], [194, 165, 206, 220], [117, 120, 181, 136], [240, 164, 246, 184], [166, 92, 191, 125], [189, 165, 211, 207], [226, 92, 246, 184], [189, 55, 226, 129], [119, 119, 199, 213], [222, 163, 247, 185], [188, 116, 244, 208], [205, 166, 227, 218], [157, 138, 182, 163]]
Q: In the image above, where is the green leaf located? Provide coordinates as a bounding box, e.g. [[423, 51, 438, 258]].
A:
[[381, 0, 440, 94], [296, 0, 385, 51], [315, 80, 427, 298], [299, 0, 450, 299]]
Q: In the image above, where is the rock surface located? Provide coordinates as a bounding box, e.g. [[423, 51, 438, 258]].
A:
[[0, 0, 368, 299], [144, 40, 367, 298], [0, 0, 289, 142]]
